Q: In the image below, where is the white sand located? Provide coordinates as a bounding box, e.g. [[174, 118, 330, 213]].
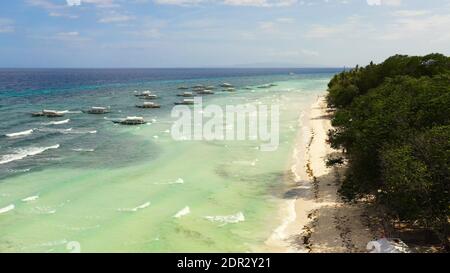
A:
[[264, 96, 373, 253]]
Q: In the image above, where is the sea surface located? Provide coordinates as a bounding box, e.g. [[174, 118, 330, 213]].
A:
[[0, 68, 339, 252]]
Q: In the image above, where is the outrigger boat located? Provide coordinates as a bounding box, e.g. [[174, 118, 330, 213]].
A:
[[139, 93, 158, 100], [112, 116, 146, 125], [83, 107, 110, 114], [220, 83, 233, 88], [136, 102, 161, 109], [177, 86, 189, 90], [177, 92, 194, 97], [174, 99, 195, 105], [223, 87, 236, 92], [135, 90, 154, 97], [32, 110, 65, 117], [197, 89, 214, 95]]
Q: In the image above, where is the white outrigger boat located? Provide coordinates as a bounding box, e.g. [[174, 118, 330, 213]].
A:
[[220, 83, 233, 88], [32, 110, 65, 117], [139, 93, 159, 100], [197, 89, 214, 95], [223, 87, 236, 92], [177, 92, 194, 97], [136, 102, 161, 109], [174, 98, 195, 105], [113, 116, 146, 125], [135, 90, 154, 97], [83, 107, 110, 114]]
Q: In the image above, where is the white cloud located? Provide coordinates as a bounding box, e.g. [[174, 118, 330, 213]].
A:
[[366, 0, 401, 6], [98, 11, 134, 23], [154, 0, 297, 7], [0, 18, 14, 33], [66, 0, 81, 6]]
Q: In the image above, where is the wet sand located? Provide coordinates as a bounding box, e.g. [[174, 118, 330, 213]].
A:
[[265, 96, 374, 253]]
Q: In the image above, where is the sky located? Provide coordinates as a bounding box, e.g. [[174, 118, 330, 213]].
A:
[[0, 0, 449, 68]]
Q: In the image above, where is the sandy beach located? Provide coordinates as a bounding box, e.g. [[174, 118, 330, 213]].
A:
[[265, 96, 374, 253]]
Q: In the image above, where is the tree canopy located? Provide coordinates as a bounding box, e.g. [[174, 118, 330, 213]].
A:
[[326, 54, 450, 248]]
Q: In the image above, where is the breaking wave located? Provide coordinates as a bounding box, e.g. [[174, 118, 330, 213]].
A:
[[5, 129, 34, 138], [117, 201, 151, 212], [0, 204, 15, 214], [174, 206, 190, 218], [204, 212, 245, 225], [0, 144, 60, 165]]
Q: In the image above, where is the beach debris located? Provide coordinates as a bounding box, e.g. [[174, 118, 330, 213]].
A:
[[367, 238, 410, 253]]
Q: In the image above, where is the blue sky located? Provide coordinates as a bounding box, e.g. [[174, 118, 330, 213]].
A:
[[0, 0, 449, 67]]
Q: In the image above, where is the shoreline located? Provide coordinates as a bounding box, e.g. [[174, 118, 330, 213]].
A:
[[265, 95, 374, 253]]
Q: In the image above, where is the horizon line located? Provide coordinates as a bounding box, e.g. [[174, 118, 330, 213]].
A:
[[0, 66, 347, 70]]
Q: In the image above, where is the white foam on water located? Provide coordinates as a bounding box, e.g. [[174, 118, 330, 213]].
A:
[[174, 206, 190, 218], [7, 168, 31, 173], [32, 206, 57, 215], [0, 144, 60, 165], [204, 212, 245, 225], [64, 129, 97, 135], [117, 201, 151, 212], [22, 195, 39, 202], [0, 204, 15, 214], [43, 119, 70, 125], [232, 159, 258, 166], [270, 199, 297, 241], [59, 110, 81, 114], [72, 148, 95, 152], [154, 178, 184, 185], [5, 129, 34, 138]]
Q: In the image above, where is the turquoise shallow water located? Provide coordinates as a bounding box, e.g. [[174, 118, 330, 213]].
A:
[[0, 69, 336, 252]]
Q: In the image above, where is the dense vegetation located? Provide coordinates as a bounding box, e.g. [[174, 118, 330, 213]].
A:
[[326, 54, 450, 249]]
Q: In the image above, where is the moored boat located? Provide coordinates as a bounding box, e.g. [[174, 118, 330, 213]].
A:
[[136, 102, 161, 109], [177, 92, 194, 97], [83, 107, 110, 114], [220, 83, 233, 88], [197, 89, 214, 95], [174, 99, 195, 105], [223, 87, 236, 92], [135, 90, 154, 97], [139, 93, 159, 100], [113, 116, 146, 125]]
